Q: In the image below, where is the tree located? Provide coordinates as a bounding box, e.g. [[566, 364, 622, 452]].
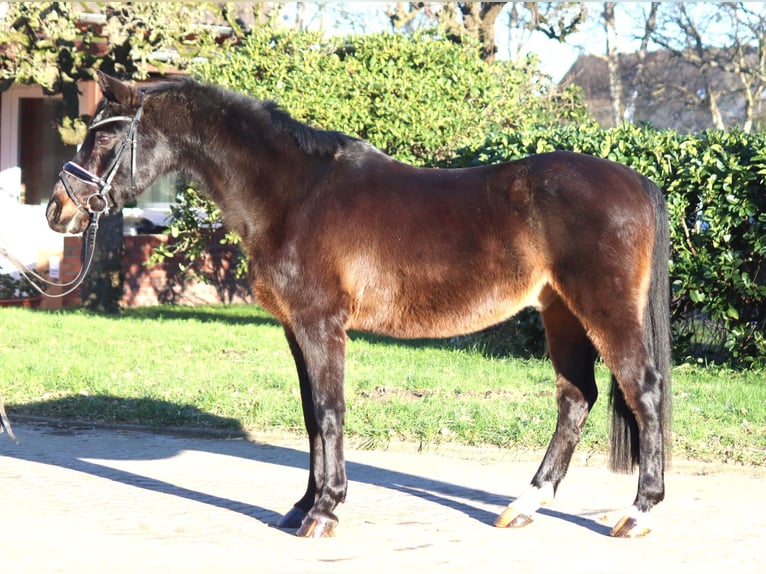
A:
[[623, 2, 658, 123], [0, 2, 257, 311], [707, 2, 766, 133], [388, 2, 587, 62], [598, 2, 658, 126], [651, 3, 728, 129], [651, 2, 766, 132], [194, 28, 587, 164], [602, 3, 623, 126], [505, 2, 587, 64], [572, 2, 766, 130]]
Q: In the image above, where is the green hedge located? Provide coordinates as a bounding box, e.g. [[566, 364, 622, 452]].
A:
[[450, 124, 766, 365], [192, 29, 585, 165]]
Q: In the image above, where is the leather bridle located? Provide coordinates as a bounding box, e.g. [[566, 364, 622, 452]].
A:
[[59, 94, 145, 218], [0, 94, 147, 299]]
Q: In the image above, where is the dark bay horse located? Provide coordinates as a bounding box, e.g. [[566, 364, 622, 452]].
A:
[[46, 72, 671, 539]]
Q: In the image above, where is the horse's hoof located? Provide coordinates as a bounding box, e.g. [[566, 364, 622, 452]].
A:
[[494, 507, 534, 528], [296, 516, 337, 538], [276, 507, 307, 529], [610, 515, 651, 538]]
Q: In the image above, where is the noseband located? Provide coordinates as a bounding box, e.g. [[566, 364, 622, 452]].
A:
[[59, 94, 145, 218]]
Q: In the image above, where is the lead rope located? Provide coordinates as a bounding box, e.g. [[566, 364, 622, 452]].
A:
[[0, 211, 102, 298]]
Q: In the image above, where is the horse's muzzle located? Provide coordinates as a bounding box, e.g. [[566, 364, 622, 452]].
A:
[[46, 185, 90, 235]]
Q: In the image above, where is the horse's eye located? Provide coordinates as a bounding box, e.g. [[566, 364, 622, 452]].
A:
[[96, 133, 111, 147]]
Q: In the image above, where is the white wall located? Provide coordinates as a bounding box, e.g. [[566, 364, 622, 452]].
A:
[[0, 193, 63, 276]]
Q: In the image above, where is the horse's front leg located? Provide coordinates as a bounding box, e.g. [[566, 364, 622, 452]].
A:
[[275, 328, 321, 530], [279, 318, 348, 538]]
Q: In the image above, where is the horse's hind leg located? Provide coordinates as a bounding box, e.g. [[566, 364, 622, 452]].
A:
[[601, 336, 665, 538], [496, 296, 597, 528], [556, 281, 665, 537]]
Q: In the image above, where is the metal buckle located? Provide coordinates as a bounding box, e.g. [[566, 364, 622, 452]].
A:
[[85, 192, 111, 214]]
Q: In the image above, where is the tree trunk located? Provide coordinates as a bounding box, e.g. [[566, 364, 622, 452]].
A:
[[459, 2, 506, 62], [740, 70, 754, 133], [706, 86, 726, 130], [624, 2, 658, 123], [603, 2, 623, 127], [81, 211, 124, 314]]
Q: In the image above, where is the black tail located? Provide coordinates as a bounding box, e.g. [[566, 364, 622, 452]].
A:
[[609, 177, 672, 472]]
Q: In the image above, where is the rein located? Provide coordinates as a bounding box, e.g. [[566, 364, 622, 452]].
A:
[[0, 217, 100, 298], [0, 97, 145, 299]]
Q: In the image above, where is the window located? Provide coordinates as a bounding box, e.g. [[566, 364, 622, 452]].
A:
[[1, 81, 179, 209], [18, 97, 77, 205], [1, 83, 93, 205], [138, 172, 180, 207]]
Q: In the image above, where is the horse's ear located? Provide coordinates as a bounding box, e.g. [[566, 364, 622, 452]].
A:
[[97, 71, 141, 106]]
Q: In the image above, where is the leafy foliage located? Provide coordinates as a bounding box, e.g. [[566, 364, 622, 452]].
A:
[[0, 1, 251, 158], [0, 273, 41, 299], [0, 2, 241, 91]]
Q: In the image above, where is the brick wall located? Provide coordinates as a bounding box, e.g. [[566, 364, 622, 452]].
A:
[[54, 234, 251, 308]]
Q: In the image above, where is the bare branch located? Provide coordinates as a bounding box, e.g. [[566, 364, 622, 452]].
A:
[[650, 2, 766, 132]]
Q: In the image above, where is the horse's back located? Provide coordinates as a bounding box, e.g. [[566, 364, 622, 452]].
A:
[[312, 150, 655, 339]]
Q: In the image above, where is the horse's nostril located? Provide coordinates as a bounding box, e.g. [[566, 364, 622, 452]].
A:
[[45, 199, 61, 224]]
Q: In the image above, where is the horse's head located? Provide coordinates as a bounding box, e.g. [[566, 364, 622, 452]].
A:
[[47, 72, 152, 234]]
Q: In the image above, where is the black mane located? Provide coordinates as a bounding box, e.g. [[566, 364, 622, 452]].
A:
[[265, 101, 358, 156], [144, 77, 358, 157]]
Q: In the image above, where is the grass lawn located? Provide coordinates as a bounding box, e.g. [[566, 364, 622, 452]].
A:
[[1, 305, 764, 466]]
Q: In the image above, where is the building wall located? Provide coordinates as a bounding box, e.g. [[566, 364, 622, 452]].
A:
[[51, 234, 251, 309]]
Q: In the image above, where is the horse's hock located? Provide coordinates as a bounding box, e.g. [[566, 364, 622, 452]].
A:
[[50, 233, 250, 308]]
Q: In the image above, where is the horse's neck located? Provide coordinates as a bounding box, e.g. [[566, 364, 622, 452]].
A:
[[170, 106, 306, 244]]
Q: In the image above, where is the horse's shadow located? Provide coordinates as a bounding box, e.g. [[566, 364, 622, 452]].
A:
[[1, 406, 612, 537]]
